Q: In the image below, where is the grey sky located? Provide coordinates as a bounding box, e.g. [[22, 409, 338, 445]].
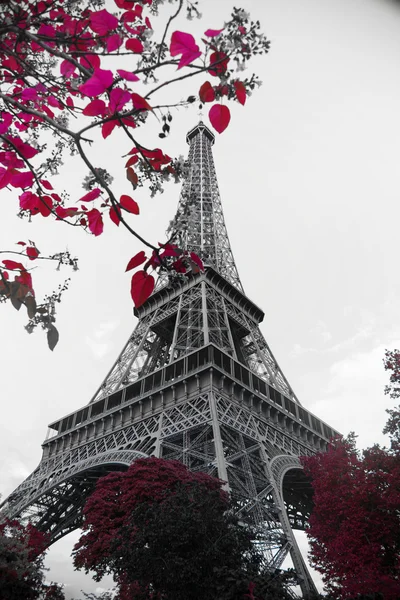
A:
[[1, 0, 400, 596]]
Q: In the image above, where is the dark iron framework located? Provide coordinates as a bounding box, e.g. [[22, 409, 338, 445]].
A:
[[1, 122, 338, 598]]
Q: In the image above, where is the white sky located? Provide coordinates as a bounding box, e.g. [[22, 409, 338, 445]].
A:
[[1, 0, 400, 596]]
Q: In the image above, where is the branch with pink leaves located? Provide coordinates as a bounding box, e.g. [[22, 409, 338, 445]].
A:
[[0, 0, 270, 348]]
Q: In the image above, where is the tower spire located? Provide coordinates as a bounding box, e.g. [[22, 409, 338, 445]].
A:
[[168, 121, 243, 290]]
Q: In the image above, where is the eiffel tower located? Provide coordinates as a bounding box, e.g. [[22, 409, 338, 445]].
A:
[[1, 122, 338, 598]]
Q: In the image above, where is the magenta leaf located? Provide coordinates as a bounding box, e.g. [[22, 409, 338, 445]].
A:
[[204, 28, 224, 37], [125, 38, 144, 53], [87, 208, 104, 236], [106, 34, 123, 52], [89, 9, 119, 36], [209, 104, 231, 134], [80, 188, 102, 202], [82, 99, 106, 116], [109, 88, 131, 113], [117, 69, 140, 82], [170, 31, 201, 69], [79, 69, 113, 97]]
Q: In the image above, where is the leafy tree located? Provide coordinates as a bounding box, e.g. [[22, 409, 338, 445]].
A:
[[383, 349, 400, 451], [301, 353, 400, 600], [73, 457, 293, 600], [0, 0, 270, 348], [0, 518, 65, 600]]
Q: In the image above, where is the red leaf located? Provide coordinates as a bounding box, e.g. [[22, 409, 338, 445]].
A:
[[204, 28, 224, 37], [89, 9, 119, 36], [199, 81, 215, 103], [79, 188, 102, 202], [82, 99, 106, 116], [0, 112, 13, 134], [17, 241, 26, 246], [79, 69, 113, 97], [19, 191, 39, 212], [26, 246, 39, 260], [55, 206, 78, 219], [125, 155, 139, 168], [234, 81, 247, 105], [87, 208, 104, 235], [38, 195, 53, 217], [102, 119, 118, 139], [109, 205, 121, 226], [190, 252, 204, 272], [60, 60, 76, 77], [107, 33, 123, 52], [40, 179, 53, 190], [131, 93, 151, 111], [79, 54, 101, 70], [0, 167, 12, 189], [209, 104, 231, 134], [130, 270, 154, 307], [120, 194, 139, 215], [126, 167, 139, 186], [208, 51, 230, 77], [117, 69, 140, 82], [2, 260, 24, 271], [170, 31, 201, 69], [125, 38, 144, 53], [10, 171, 34, 189], [126, 251, 147, 272], [109, 87, 131, 113]]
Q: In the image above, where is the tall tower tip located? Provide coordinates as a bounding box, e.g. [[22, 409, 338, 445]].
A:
[[186, 121, 215, 145]]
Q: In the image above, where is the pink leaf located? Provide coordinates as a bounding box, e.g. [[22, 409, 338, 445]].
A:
[[0, 113, 13, 134], [234, 81, 246, 105], [89, 9, 119, 36], [82, 99, 106, 116], [79, 54, 101, 70], [40, 179, 53, 190], [10, 170, 34, 188], [126, 251, 147, 272], [170, 31, 201, 69], [102, 120, 118, 139], [190, 252, 204, 272], [2, 260, 24, 271], [130, 270, 154, 307], [19, 191, 39, 212], [60, 59, 76, 78], [55, 206, 78, 219], [80, 188, 102, 202], [38, 195, 53, 217], [79, 69, 113, 97], [209, 104, 231, 134], [106, 34, 123, 52], [117, 69, 140, 82], [26, 246, 39, 260], [109, 205, 121, 226], [87, 208, 104, 236], [120, 194, 139, 215], [199, 81, 215, 103], [109, 87, 131, 113], [125, 38, 144, 53], [204, 28, 224, 37], [131, 93, 151, 111], [0, 167, 11, 189]]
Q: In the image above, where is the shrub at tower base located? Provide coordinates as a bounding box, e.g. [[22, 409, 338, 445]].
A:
[[301, 436, 400, 599], [0, 519, 65, 600], [73, 457, 293, 600]]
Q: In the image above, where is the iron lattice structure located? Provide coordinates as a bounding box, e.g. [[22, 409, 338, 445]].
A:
[[1, 123, 338, 598]]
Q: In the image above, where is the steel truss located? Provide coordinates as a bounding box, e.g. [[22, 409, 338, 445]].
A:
[[0, 123, 336, 599]]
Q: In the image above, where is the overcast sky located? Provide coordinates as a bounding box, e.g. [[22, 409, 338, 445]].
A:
[[1, 0, 400, 596]]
